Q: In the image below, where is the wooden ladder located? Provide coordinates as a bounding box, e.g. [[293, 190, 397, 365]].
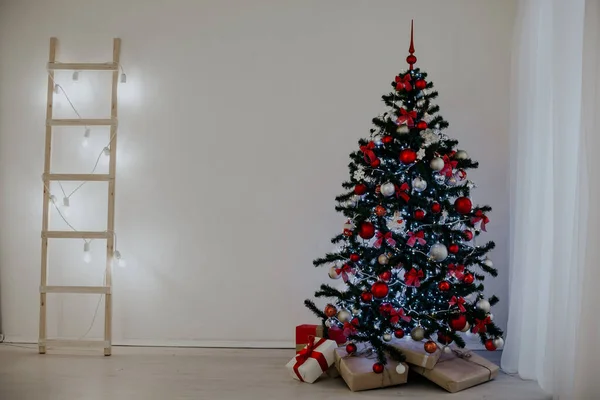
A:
[[39, 37, 121, 356]]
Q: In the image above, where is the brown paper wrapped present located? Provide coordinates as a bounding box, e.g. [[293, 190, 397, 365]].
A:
[[334, 347, 408, 392], [410, 348, 499, 393], [389, 338, 441, 370]]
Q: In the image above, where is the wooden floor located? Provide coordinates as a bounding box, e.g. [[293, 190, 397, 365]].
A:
[[0, 345, 549, 400]]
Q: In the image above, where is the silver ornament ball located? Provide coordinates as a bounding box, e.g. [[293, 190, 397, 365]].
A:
[[477, 299, 491, 313], [429, 243, 448, 262], [410, 326, 425, 341], [446, 176, 458, 187], [460, 321, 471, 332], [325, 319, 333, 328], [483, 257, 494, 268], [396, 125, 410, 134], [493, 338, 504, 349], [378, 254, 390, 265], [430, 157, 445, 171], [382, 333, 392, 342], [352, 308, 361, 315], [328, 266, 341, 279], [455, 150, 469, 160], [396, 364, 407, 374], [434, 174, 446, 184], [412, 177, 428, 192], [337, 309, 351, 323], [380, 182, 396, 197], [443, 346, 453, 354]]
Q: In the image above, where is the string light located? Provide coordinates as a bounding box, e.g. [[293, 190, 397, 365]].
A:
[[113, 250, 126, 267], [83, 241, 92, 263], [61, 196, 70, 216], [82, 127, 91, 147]]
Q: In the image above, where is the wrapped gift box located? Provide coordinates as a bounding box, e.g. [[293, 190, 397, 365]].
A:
[[389, 338, 441, 369], [295, 324, 346, 352], [410, 348, 499, 393], [334, 347, 409, 392], [286, 337, 337, 383]]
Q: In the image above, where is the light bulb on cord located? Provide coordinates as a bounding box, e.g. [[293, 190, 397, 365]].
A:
[[103, 147, 111, 156], [113, 250, 126, 267], [83, 242, 92, 263], [49, 194, 57, 204], [72, 71, 80, 81], [61, 197, 70, 216], [53, 84, 60, 94], [82, 128, 91, 147], [120, 73, 127, 83]]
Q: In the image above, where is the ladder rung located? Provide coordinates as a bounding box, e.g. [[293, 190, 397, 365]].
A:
[[41, 285, 111, 294], [40, 339, 110, 348], [47, 62, 118, 71], [47, 119, 116, 126], [42, 231, 111, 239], [44, 173, 112, 182]]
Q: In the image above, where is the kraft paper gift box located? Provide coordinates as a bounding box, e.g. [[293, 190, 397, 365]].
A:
[[333, 347, 409, 392], [389, 338, 441, 370], [295, 324, 346, 352], [286, 337, 337, 383], [410, 348, 499, 393]]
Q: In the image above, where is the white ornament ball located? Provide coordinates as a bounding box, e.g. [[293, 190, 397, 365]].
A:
[[460, 322, 471, 332], [352, 308, 361, 315], [477, 299, 491, 313], [328, 266, 341, 279], [483, 257, 493, 268], [325, 320, 333, 328], [382, 333, 392, 342], [337, 309, 351, 323], [410, 326, 425, 341], [396, 125, 410, 134], [429, 243, 448, 261], [380, 182, 396, 197], [493, 338, 504, 349], [446, 176, 458, 187], [434, 174, 446, 184], [378, 254, 389, 265], [455, 150, 469, 160], [430, 157, 444, 171], [412, 177, 427, 192], [348, 195, 361, 207], [396, 364, 407, 374], [488, 313, 494, 321], [443, 346, 453, 354]]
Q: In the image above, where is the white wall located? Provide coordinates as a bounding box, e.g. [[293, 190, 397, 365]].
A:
[[0, 0, 516, 347]]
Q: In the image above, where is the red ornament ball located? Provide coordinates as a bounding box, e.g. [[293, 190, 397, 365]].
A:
[[324, 304, 337, 318], [463, 230, 474, 241], [449, 314, 468, 331], [454, 197, 473, 214], [354, 184, 367, 195], [415, 79, 427, 90], [346, 343, 357, 354], [350, 254, 360, 262], [431, 202, 442, 213], [437, 332, 453, 345], [414, 209, 425, 220], [361, 292, 373, 303], [351, 317, 360, 327], [463, 273, 474, 285], [394, 329, 405, 339], [375, 205, 387, 217], [372, 362, 385, 374], [371, 281, 389, 299], [438, 281, 451, 292], [449, 244, 459, 254], [358, 221, 376, 239], [406, 54, 417, 66], [399, 149, 417, 164], [379, 303, 393, 315], [382, 135, 394, 144], [371, 159, 381, 168], [379, 271, 392, 282], [424, 340, 438, 354], [485, 339, 497, 351], [416, 121, 428, 130]]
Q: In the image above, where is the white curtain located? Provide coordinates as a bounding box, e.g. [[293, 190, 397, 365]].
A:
[[503, 0, 600, 398]]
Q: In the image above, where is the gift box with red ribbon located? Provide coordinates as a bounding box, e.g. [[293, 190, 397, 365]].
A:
[[295, 324, 346, 353], [286, 337, 337, 384]]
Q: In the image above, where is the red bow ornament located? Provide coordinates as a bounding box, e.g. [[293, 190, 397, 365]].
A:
[[407, 231, 426, 247], [395, 182, 410, 202], [395, 74, 412, 91], [360, 141, 378, 165], [292, 336, 329, 382], [447, 263, 465, 281], [471, 210, 490, 232], [396, 108, 417, 127], [390, 308, 412, 325], [449, 296, 467, 313], [343, 321, 357, 337], [374, 231, 396, 248], [440, 155, 458, 177], [404, 268, 424, 287], [335, 264, 354, 283], [471, 316, 492, 334]]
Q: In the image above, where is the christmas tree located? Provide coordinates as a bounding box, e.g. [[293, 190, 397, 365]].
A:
[[305, 22, 504, 371]]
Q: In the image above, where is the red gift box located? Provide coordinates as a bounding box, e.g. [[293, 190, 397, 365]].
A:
[[296, 324, 346, 353]]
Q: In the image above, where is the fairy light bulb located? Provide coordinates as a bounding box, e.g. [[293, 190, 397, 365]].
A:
[[61, 197, 70, 216], [103, 147, 111, 156], [82, 128, 91, 147], [113, 250, 126, 267], [83, 242, 92, 263]]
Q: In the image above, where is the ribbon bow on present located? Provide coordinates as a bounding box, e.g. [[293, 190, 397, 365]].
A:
[[440, 155, 458, 177], [335, 263, 354, 283], [407, 231, 426, 247], [360, 141, 378, 164], [395, 74, 412, 91], [447, 263, 465, 281], [390, 308, 411, 325], [404, 268, 424, 287], [395, 182, 410, 202], [471, 316, 492, 334], [374, 231, 396, 249], [449, 296, 467, 313], [471, 210, 490, 232], [293, 336, 328, 382], [396, 108, 417, 127]]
